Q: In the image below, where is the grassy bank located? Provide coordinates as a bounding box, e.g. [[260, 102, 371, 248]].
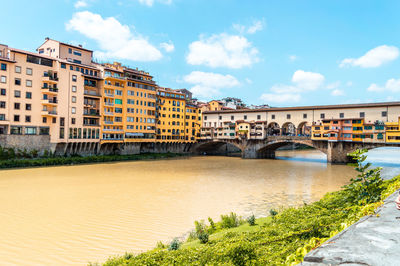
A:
[[101, 150, 400, 266], [0, 152, 184, 169]]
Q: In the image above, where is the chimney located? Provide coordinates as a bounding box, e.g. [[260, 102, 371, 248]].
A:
[[78, 44, 82, 48]]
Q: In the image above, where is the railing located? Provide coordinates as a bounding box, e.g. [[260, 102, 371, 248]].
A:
[[42, 99, 58, 104], [104, 102, 114, 106], [84, 90, 101, 97], [104, 93, 114, 97], [42, 87, 58, 92], [104, 121, 114, 125], [84, 110, 100, 116], [104, 111, 114, 115]]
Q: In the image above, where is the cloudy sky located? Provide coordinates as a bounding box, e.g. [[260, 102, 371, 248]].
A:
[[2, 0, 400, 106]]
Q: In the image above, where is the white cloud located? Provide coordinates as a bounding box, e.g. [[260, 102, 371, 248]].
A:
[[292, 70, 325, 90], [326, 81, 340, 90], [245, 78, 253, 84], [367, 78, 400, 92], [288, 55, 297, 61], [160, 41, 174, 53], [233, 19, 265, 34], [260, 70, 325, 104], [136, 0, 172, 6], [183, 71, 240, 98], [340, 45, 399, 68], [260, 93, 301, 103], [74, 0, 88, 8], [331, 89, 344, 96], [66, 11, 162, 62], [346, 81, 353, 87], [186, 33, 259, 69]]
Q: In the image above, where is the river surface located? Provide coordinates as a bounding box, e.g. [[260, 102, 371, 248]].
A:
[[0, 149, 399, 265]]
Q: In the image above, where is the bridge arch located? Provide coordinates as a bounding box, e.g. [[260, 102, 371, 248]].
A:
[[281, 122, 296, 136], [255, 138, 327, 159], [267, 122, 280, 136], [194, 140, 243, 156], [297, 121, 311, 136]]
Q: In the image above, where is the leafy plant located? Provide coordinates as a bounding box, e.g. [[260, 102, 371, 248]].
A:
[[344, 149, 384, 204], [168, 238, 180, 251], [220, 212, 241, 229], [247, 214, 256, 226]]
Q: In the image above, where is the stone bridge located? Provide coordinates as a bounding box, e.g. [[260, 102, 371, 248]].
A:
[[193, 136, 394, 163]]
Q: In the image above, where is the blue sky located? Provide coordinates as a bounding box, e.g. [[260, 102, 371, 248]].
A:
[[2, 0, 400, 106]]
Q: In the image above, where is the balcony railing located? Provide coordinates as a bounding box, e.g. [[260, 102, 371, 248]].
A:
[[104, 111, 114, 115], [104, 102, 114, 106], [104, 93, 114, 97], [42, 87, 58, 93], [104, 121, 114, 125], [84, 110, 100, 116], [84, 90, 101, 97]]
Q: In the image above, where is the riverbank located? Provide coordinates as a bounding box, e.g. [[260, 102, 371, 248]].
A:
[[0, 152, 184, 169], [101, 174, 400, 265]]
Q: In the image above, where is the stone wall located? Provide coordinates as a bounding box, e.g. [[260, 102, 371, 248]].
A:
[[0, 134, 51, 152]]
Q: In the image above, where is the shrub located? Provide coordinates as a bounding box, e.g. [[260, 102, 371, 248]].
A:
[[168, 238, 180, 251], [247, 214, 256, 226], [269, 209, 278, 217], [220, 212, 240, 229], [156, 241, 166, 249], [208, 217, 216, 233], [344, 149, 384, 204], [198, 231, 209, 244]]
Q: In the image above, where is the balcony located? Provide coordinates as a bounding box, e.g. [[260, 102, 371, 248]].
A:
[[104, 102, 114, 107], [104, 93, 115, 98], [84, 90, 101, 97], [84, 110, 100, 117], [41, 98, 58, 106], [41, 87, 58, 94], [104, 111, 114, 116], [104, 121, 114, 125], [41, 110, 58, 117], [43, 74, 58, 83], [84, 123, 100, 127]]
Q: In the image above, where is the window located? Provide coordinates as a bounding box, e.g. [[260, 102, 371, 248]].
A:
[[61, 63, 66, 69], [73, 59, 81, 64], [52, 117, 56, 124], [71, 118, 76, 124], [0, 89, 5, 95], [0, 63, 6, 71], [360, 112, 365, 118], [0, 114, 4, 121], [14, 90, 21, 98], [10, 126, 22, 135], [71, 107, 76, 114], [320, 113, 325, 119], [26, 92, 32, 99], [73, 50, 82, 56], [72, 75, 77, 82], [26, 104, 31, 110], [340, 113, 344, 118], [231, 116, 234, 120], [15, 78, 21, 86], [271, 114, 275, 119], [39, 127, 50, 135], [60, 117, 65, 127], [25, 127, 36, 135], [72, 85, 77, 92], [0, 101, 5, 108], [204, 116, 207, 121], [14, 115, 20, 122], [0, 76, 6, 83], [303, 113, 307, 119], [257, 115, 261, 120], [42, 117, 47, 123], [244, 115, 247, 120], [287, 114, 291, 119], [14, 103, 20, 110], [382, 111, 387, 117], [26, 68, 32, 75], [15, 66, 21, 73], [72, 96, 76, 103], [26, 80, 32, 87], [25, 115, 31, 123], [69, 48, 72, 54]]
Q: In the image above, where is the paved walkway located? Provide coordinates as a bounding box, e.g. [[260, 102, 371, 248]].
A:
[[301, 191, 400, 266]]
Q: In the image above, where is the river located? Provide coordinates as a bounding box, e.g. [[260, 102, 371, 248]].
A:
[[0, 148, 398, 265]]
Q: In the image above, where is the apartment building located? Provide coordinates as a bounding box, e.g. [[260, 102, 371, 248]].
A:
[[0, 38, 200, 153]]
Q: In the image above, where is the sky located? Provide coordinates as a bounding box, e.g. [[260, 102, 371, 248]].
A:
[[2, 0, 400, 107]]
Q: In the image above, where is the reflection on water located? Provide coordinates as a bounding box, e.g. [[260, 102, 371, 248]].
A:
[[0, 149, 398, 265]]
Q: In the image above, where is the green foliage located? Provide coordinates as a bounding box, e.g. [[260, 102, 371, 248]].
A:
[[194, 220, 209, 244], [197, 231, 209, 244], [220, 212, 241, 229], [247, 214, 256, 226], [208, 217, 216, 233], [102, 152, 400, 266], [155, 241, 166, 249], [168, 238, 180, 251], [0, 152, 182, 169], [344, 149, 384, 204]]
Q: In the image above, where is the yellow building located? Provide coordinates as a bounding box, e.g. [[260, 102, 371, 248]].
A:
[[156, 87, 186, 142], [386, 117, 400, 143], [184, 103, 201, 142]]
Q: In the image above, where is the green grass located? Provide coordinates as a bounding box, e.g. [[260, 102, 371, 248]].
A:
[[0, 152, 184, 169], [100, 175, 400, 266]]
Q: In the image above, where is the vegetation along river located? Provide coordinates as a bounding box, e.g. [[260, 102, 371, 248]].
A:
[[0, 148, 399, 265]]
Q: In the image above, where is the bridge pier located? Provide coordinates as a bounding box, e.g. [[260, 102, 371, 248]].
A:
[[326, 142, 352, 164]]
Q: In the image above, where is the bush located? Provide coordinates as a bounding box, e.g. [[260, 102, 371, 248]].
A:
[[156, 241, 166, 249], [168, 238, 180, 251], [220, 212, 240, 229], [208, 217, 216, 233], [247, 214, 256, 226], [344, 149, 384, 204], [198, 231, 209, 244], [269, 209, 278, 217]]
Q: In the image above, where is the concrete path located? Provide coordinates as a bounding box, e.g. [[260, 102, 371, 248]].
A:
[[301, 191, 400, 266]]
